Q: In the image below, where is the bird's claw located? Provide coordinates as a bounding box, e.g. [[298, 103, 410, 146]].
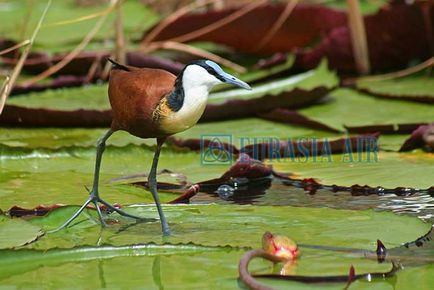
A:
[[48, 194, 153, 233]]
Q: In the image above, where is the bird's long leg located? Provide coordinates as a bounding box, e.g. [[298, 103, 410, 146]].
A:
[[51, 129, 148, 232], [50, 129, 115, 232], [148, 137, 171, 236]]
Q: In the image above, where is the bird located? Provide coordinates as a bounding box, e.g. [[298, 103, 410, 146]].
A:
[[54, 58, 251, 235]]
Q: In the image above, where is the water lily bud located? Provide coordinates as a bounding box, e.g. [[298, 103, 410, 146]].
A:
[[262, 231, 299, 259]]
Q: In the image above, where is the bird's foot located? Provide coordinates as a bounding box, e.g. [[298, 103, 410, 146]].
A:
[[48, 193, 153, 233], [162, 225, 171, 236], [97, 197, 154, 222]]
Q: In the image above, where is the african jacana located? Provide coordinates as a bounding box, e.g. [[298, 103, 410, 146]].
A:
[[55, 58, 251, 235]]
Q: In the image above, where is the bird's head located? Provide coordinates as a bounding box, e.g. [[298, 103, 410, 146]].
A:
[[180, 60, 251, 91]]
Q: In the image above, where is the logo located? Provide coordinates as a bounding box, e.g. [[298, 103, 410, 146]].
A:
[[200, 134, 233, 165]]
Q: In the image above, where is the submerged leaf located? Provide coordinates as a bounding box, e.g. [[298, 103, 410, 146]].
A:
[[399, 123, 434, 152]]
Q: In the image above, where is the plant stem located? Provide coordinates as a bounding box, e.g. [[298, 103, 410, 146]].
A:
[[346, 0, 370, 74], [115, 0, 126, 64], [0, 0, 51, 115]]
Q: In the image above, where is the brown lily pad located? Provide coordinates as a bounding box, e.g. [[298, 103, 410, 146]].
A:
[[399, 123, 434, 152]]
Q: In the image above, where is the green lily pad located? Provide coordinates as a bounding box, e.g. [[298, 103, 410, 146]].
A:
[[177, 117, 335, 141], [213, 54, 295, 91], [269, 151, 434, 188], [379, 134, 413, 151], [0, 145, 229, 210], [0, 215, 43, 249], [0, 116, 337, 150], [357, 75, 434, 101], [7, 85, 110, 111], [298, 88, 434, 132], [0, 245, 393, 290], [325, 0, 388, 14], [208, 60, 337, 105], [0, 203, 428, 288], [0, 127, 151, 148], [0, 1, 159, 53], [0, 120, 410, 155], [24, 204, 429, 250]]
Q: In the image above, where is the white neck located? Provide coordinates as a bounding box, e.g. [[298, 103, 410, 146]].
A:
[[161, 65, 221, 134]]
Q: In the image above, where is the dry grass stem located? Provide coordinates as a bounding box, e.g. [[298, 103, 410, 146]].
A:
[[347, 0, 370, 74], [85, 53, 103, 83], [141, 0, 219, 46], [44, 5, 113, 27], [0, 40, 31, 56], [21, 0, 118, 87], [350, 57, 434, 84], [254, 0, 298, 51], [141, 41, 246, 73], [167, 0, 267, 44], [114, 0, 126, 64], [0, 0, 51, 115]]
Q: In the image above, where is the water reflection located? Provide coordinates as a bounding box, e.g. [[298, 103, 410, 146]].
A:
[[378, 195, 434, 221], [193, 182, 434, 223], [198, 176, 272, 204]]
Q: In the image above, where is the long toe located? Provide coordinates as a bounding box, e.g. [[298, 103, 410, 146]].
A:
[[93, 200, 108, 227], [99, 198, 156, 222], [48, 197, 93, 233]]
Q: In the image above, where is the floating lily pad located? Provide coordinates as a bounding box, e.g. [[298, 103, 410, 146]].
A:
[[215, 54, 295, 90], [7, 85, 109, 111], [0, 127, 151, 148], [0, 1, 159, 52], [26, 204, 431, 251], [0, 246, 393, 289], [0, 145, 228, 210], [208, 60, 337, 105], [269, 151, 434, 189], [177, 117, 334, 141], [0, 215, 43, 249], [357, 75, 434, 103], [298, 89, 434, 132], [0, 203, 427, 288]]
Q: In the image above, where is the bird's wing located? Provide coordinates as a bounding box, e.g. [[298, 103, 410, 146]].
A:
[[108, 67, 177, 135]]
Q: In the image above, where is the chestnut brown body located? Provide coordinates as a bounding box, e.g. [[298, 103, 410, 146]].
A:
[[108, 66, 176, 138]]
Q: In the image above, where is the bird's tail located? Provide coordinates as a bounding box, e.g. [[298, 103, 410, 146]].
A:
[[107, 58, 130, 72]]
